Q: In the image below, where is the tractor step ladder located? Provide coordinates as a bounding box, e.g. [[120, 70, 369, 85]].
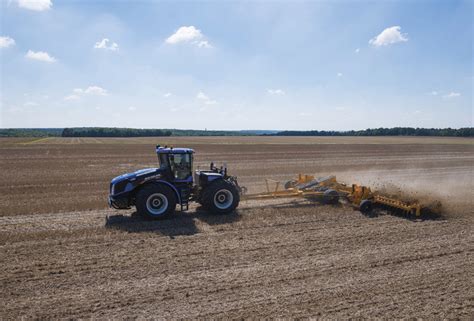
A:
[[180, 201, 189, 211], [180, 188, 190, 211]]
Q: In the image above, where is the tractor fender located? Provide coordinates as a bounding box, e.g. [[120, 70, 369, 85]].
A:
[[203, 177, 241, 192], [135, 180, 181, 204], [203, 177, 226, 188]]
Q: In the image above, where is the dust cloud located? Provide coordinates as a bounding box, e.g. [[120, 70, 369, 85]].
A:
[[337, 169, 473, 218]]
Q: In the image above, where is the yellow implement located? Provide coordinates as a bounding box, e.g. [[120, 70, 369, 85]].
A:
[[242, 174, 423, 217]]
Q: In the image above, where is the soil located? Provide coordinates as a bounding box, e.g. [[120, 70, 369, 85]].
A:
[[0, 137, 473, 318]]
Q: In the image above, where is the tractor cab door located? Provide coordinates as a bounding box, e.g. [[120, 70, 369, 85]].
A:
[[168, 153, 193, 182]]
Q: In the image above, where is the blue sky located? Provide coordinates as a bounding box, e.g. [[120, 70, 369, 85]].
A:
[[1, 0, 472, 130]]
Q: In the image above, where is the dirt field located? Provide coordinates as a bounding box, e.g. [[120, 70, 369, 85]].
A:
[[0, 136, 473, 318]]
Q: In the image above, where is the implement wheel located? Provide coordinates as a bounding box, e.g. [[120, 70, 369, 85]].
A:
[[202, 180, 240, 214], [284, 180, 297, 190], [322, 189, 339, 204], [359, 199, 373, 215]]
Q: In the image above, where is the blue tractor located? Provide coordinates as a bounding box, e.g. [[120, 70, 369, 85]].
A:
[[108, 145, 243, 219]]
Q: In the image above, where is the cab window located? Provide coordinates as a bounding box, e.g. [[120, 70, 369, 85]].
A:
[[169, 153, 192, 180]]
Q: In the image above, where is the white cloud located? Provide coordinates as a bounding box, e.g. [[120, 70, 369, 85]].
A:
[[267, 89, 285, 95], [94, 38, 119, 51], [66, 86, 108, 100], [337, 72, 343, 77], [197, 92, 209, 100], [197, 40, 212, 48], [84, 86, 107, 95], [166, 26, 202, 44], [165, 26, 213, 48], [128, 106, 136, 111], [369, 26, 408, 47], [196, 91, 217, 105], [163, 93, 172, 98], [430, 91, 438, 96], [0, 36, 15, 48], [24, 101, 38, 107], [17, 0, 52, 11], [64, 95, 80, 101], [25, 50, 56, 63], [355, 48, 360, 53], [443, 92, 461, 99]]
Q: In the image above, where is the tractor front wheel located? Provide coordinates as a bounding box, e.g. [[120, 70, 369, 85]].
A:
[[136, 184, 177, 220], [202, 180, 240, 214]]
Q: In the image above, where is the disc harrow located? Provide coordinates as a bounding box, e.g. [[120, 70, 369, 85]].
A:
[[241, 174, 424, 217]]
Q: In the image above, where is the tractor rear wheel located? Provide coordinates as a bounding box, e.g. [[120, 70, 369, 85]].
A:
[[136, 184, 176, 220], [202, 180, 240, 214]]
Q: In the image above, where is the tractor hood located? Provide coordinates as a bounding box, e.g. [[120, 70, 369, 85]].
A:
[[110, 168, 165, 195], [111, 168, 163, 184]]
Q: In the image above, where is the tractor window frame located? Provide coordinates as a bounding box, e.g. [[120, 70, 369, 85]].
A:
[[158, 154, 169, 169]]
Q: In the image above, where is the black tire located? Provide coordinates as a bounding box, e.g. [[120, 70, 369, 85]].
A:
[[201, 180, 240, 214], [197, 199, 209, 210], [322, 189, 339, 204], [284, 180, 297, 190], [136, 184, 177, 220], [359, 199, 373, 215]]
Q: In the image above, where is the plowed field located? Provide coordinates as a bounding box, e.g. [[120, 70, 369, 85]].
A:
[[0, 137, 473, 318]]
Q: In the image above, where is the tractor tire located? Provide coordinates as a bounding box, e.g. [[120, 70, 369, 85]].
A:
[[136, 184, 176, 220], [359, 199, 373, 215], [197, 199, 209, 210], [322, 189, 339, 204], [202, 180, 240, 214]]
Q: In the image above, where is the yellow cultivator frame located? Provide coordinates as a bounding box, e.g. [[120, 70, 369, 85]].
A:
[[241, 174, 423, 217]]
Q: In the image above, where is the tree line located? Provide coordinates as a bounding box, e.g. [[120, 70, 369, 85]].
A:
[[61, 127, 172, 137], [0, 128, 63, 137], [269, 127, 473, 137], [1, 127, 472, 137], [60, 128, 269, 137]]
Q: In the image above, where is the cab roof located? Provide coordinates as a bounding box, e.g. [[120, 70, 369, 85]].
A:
[[156, 146, 194, 154]]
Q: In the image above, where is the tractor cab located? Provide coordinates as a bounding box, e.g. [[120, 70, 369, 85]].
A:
[[156, 146, 194, 182]]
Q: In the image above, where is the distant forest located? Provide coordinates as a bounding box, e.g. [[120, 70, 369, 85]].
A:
[[0, 128, 63, 137], [62, 127, 172, 137], [60, 128, 271, 137], [269, 127, 473, 137], [0, 127, 472, 137]]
